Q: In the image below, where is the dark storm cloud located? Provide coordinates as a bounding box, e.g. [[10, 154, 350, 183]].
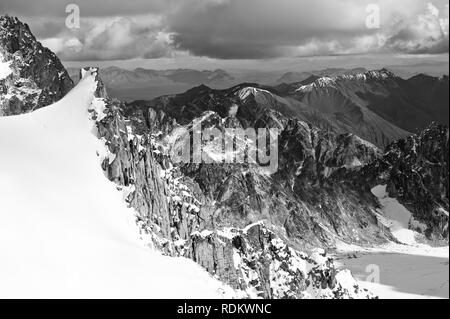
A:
[[387, 29, 449, 54], [1, 0, 448, 61], [0, 0, 168, 17], [166, 0, 449, 59], [166, 0, 373, 59]]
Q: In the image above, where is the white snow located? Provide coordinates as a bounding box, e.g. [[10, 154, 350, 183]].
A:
[[334, 185, 449, 299], [0, 71, 236, 298], [0, 58, 12, 80], [295, 77, 336, 92], [336, 248, 449, 299], [88, 97, 107, 122], [353, 134, 380, 152], [238, 87, 273, 100], [371, 185, 418, 245], [438, 207, 449, 217], [343, 157, 363, 169], [228, 104, 239, 117]]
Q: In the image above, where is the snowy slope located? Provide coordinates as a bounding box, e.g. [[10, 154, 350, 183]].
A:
[[335, 185, 449, 299], [0, 71, 236, 298], [338, 250, 449, 299], [0, 57, 11, 79], [371, 185, 420, 245]]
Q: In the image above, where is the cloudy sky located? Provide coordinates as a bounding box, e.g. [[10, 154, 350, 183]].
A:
[[1, 0, 448, 71]]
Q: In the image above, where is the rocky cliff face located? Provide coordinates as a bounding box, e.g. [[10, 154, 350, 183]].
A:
[[0, 16, 73, 116], [105, 75, 449, 296], [128, 72, 407, 149], [132, 69, 448, 150], [128, 84, 393, 244], [81, 67, 375, 298], [1, 16, 447, 299], [353, 123, 449, 241]]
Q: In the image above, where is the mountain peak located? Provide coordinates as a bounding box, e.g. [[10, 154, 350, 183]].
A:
[[80, 67, 108, 99], [0, 15, 24, 27], [336, 68, 396, 82], [1, 15, 36, 54], [367, 68, 396, 79], [296, 68, 397, 93], [1, 15, 73, 116]]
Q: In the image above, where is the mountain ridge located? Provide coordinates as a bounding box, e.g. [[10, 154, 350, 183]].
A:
[[1, 15, 448, 299]]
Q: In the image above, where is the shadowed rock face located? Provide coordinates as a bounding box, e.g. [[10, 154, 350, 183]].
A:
[[130, 68, 448, 150], [353, 123, 449, 241], [97, 72, 449, 295], [0, 16, 73, 116], [85, 71, 378, 298], [278, 70, 449, 146]]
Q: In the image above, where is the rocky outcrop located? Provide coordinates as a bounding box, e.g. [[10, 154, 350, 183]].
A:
[[0, 16, 73, 116], [84, 67, 377, 298], [2, 15, 446, 299], [82, 64, 449, 299], [168, 110, 392, 249], [189, 223, 374, 299], [129, 74, 449, 244], [355, 123, 449, 241]]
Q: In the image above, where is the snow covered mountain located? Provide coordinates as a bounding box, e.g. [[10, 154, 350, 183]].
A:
[[289, 69, 449, 145], [130, 76, 408, 149], [0, 68, 247, 298], [0, 16, 448, 299], [142, 69, 447, 149], [275, 68, 368, 84], [91, 69, 379, 298], [0, 66, 375, 299], [0, 16, 73, 116], [124, 77, 448, 297], [354, 123, 449, 242]]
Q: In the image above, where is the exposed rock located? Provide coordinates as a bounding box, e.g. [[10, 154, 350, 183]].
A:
[[355, 123, 449, 241], [87, 69, 378, 298], [189, 223, 374, 299], [2, 15, 447, 299], [0, 16, 73, 116]]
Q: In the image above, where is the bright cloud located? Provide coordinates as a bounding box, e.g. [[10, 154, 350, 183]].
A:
[[2, 0, 448, 61]]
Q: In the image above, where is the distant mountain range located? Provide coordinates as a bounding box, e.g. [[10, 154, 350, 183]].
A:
[[276, 69, 449, 146], [129, 69, 448, 149], [67, 64, 449, 102], [274, 67, 369, 84], [67, 66, 237, 101]]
